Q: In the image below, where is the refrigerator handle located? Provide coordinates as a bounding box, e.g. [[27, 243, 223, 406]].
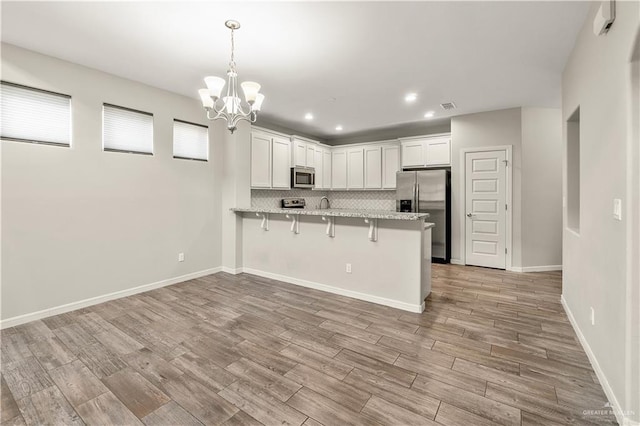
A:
[[413, 183, 419, 213]]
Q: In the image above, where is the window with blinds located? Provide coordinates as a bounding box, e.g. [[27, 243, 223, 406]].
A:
[[173, 119, 209, 161], [0, 81, 72, 146], [103, 103, 153, 155]]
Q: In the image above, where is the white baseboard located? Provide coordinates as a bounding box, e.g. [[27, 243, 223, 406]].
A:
[[0, 267, 222, 330], [510, 265, 562, 273], [450, 258, 464, 265], [561, 295, 630, 426], [221, 266, 243, 275], [240, 267, 425, 313]]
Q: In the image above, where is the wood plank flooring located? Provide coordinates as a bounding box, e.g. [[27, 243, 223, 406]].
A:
[[0, 264, 618, 425]]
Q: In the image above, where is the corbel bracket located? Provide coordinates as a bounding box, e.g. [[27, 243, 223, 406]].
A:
[[364, 218, 378, 242], [322, 216, 335, 238]]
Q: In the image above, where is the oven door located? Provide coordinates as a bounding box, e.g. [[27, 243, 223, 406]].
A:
[[292, 168, 315, 188]]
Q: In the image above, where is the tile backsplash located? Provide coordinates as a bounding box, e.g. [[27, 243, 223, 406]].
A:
[[251, 189, 396, 211]]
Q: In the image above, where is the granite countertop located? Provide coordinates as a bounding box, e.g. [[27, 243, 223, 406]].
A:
[[231, 207, 430, 221]]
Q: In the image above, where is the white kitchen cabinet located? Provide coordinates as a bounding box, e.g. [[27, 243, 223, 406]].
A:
[[292, 139, 307, 167], [382, 145, 400, 189], [401, 140, 425, 167], [306, 145, 316, 168], [271, 136, 291, 188], [322, 149, 332, 189], [425, 137, 451, 166], [251, 130, 290, 189], [364, 146, 382, 189], [331, 149, 347, 189], [347, 147, 364, 189], [250, 132, 272, 188], [313, 147, 324, 189], [400, 135, 451, 167]]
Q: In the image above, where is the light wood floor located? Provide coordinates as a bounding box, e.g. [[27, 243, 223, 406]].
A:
[[1, 264, 617, 425]]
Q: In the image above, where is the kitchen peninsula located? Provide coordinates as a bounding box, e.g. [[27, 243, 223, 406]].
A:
[[231, 207, 434, 313]]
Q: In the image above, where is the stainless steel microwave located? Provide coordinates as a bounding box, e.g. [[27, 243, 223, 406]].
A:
[[291, 167, 315, 189]]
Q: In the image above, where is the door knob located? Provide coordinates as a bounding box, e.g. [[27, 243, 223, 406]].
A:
[[466, 213, 473, 218]]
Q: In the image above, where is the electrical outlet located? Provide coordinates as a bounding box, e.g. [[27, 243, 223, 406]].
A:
[[590, 307, 595, 325], [178, 252, 185, 262], [346, 263, 352, 273]]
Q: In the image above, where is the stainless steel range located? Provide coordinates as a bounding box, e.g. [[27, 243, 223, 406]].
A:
[[281, 197, 306, 209]]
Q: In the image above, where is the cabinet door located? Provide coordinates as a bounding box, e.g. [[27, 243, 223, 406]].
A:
[[306, 145, 316, 168], [382, 145, 400, 189], [364, 146, 382, 189], [271, 136, 291, 188], [323, 150, 332, 189], [331, 150, 347, 189], [347, 147, 364, 189], [314, 148, 323, 189], [250, 133, 271, 188], [425, 137, 451, 166], [293, 140, 307, 167], [401, 141, 425, 167]]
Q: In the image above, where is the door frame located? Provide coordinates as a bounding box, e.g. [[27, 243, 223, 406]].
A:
[[459, 145, 513, 270]]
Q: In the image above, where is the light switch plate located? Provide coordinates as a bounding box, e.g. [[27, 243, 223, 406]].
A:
[[613, 199, 622, 221]]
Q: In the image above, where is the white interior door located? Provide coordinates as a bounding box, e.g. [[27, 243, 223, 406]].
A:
[[465, 150, 507, 269]]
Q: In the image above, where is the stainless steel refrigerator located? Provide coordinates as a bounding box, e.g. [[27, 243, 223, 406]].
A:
[[396, 170, 451, 263]]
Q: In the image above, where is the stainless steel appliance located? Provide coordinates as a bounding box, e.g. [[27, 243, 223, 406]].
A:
[[281, 197, 306, 208], [396, 169, 451, 263], [290, 167, 315, 189]]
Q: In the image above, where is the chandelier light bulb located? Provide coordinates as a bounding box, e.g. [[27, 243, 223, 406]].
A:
[[252, 93, 265, 111], [198, 89, 214, 109], [204, 76, 226, 99], [241, 81, 261, 103]]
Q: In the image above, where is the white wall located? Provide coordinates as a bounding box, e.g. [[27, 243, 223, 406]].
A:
[[521, 108, 563, 268], [561, 1, 640, 423], [450, 107, 563, 270], [450, 108, 523, 267], [1, 43, 224, 324]]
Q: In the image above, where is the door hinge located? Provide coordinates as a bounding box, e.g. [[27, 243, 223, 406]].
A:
[[503, 160, 509, 166], [505, 204, 508, 211], [505, 248, 508, 254]]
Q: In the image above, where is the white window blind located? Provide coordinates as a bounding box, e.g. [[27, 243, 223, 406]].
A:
[[103, 103, 153, 154], [0, 81, 71, 146], [173, 120, 209, 161]]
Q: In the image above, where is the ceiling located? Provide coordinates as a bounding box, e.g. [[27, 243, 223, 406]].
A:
[[1, 1, 590, 140]]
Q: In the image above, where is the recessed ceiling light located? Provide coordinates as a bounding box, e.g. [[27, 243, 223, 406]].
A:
[[404, 93, 417, 102], [335, 125, 343, 131], [424, 111, 435, 119], [304, 113, 313, 120]]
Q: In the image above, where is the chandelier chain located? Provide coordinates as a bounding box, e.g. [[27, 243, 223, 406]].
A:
[[230, 27, 235, 66]]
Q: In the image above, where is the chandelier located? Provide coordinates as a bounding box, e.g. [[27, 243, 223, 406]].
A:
[[198, 20, 264, 133]]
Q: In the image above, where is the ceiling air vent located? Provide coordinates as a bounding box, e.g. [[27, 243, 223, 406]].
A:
[[440, 102, 457, 111]]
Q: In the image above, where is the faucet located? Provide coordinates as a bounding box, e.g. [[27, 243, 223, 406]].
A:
[[319, 196, 330, 210]]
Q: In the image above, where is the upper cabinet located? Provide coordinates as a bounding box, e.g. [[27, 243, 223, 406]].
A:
[[250, 130, 290, 189], [347, 147, 365, 189], [364, 146, 382, 189], [400, 135, 451, 168], [253, 128, 449, 191], [250, 132, 272, 188], [291, 136, 321, 168], [331, 149, 347, 190], [292, 139, 308, 167], [322, 149, 332, 189], [382, 145, 399, 189], [271, 136, 291, 188]]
